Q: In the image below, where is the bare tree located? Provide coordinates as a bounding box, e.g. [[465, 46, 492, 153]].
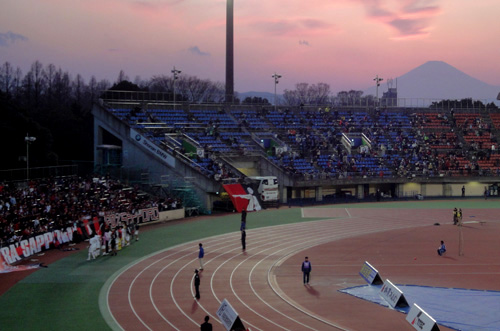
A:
[[79, 75, 99, 110], [148, 74, 226, 103], [53, 67, 71, 106], [31, 61, 46, 105], [13, 66, 22, 98], [283, 82, 331, 107], [45, 63, 57, 104], [73, 74, 85, 107], [347, 90, 363, 105], [332, 90, 370, 107], [184, 76, 206, 102], [334, 91, 349, 106], [0, 62, 14, 94], [204, 81, 225, 103], [313, 83, 331, 105], [283, 89, 301, 106], [22, 68, 34, 101], [174, 75, 189, 102], [117, 70, 129, 84], [96, 79, 111, 91], [295, 83, 310, 105], [88, 76, 98, 101], [133, 75, 148, 90], [149, 75, 172, 93]]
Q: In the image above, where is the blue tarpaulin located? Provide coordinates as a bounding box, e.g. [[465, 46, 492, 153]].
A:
[[340, 285, 500, 331]]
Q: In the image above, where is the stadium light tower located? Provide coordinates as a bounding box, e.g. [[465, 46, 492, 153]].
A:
[[272, 73, 282, 111], [374, 75, 383, 104], [25, 133, 36, 181], [225, 0, 234, 103], [172, 66, 181, 111]]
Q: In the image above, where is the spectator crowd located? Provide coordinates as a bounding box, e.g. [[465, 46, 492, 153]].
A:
[[0, 175, 181, 249]]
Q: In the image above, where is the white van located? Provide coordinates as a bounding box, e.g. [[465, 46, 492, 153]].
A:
[[247, 176, 279, 202]]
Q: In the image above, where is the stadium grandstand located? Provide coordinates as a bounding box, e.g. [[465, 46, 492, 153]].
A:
[[92, 91, 500, 212]]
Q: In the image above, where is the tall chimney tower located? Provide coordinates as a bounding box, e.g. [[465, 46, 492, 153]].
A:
[[225, 0, 234, 103]]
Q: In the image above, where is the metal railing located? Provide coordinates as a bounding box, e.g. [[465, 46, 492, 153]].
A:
[[100, 90, 497, 110], [0, 165, 79, 182]]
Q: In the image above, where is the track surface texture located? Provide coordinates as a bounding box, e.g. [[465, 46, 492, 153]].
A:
[[106, 207, 500, 330]]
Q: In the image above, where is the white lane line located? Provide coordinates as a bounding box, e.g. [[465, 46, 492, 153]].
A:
[[124, 234, 236, 329], [160, 228, 295, 330], [245, 233, 342, 330], [227, 223, 339, 330], [137, 217, 408, 329], [123, 226, 297, 330], [166, 241, 240, 328], [248, 222, 394, 330], [130, 245, 205, 330], [110, 212, 438, 330], [222, 219, 393, 329], [265, 219, 433, 329], [162, 234, 241, 328], [206, 223, 321, 330]]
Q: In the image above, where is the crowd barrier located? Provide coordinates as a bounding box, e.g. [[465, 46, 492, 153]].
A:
[[0, 206, 189, 266]]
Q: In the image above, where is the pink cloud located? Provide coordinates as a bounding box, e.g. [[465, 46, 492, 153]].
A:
[[358, 0, 441, 37], [401, 0, 440, 14], [250, 18, 334, 36], [129, 0, 183, 13], [300, 18, 331, 30], [79, 0, 183, 20], [364, 0, 393, 18], [389, 18, 429, 37]]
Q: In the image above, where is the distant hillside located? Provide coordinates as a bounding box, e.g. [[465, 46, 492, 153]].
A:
[[364, 61, 500, 105]]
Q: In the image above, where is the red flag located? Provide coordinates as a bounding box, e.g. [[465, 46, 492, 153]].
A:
[[93, 217, 101, 236], [82, 219, 92, 236]]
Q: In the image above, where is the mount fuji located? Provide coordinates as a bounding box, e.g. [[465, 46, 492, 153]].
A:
[[364, 61, 500, 105]]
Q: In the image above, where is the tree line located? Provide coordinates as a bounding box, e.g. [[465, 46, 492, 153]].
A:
[[0, 60, 111, 171], [0, 61, 232, 171], [430, 98, 498, 110], [282, 84, 375, 107]]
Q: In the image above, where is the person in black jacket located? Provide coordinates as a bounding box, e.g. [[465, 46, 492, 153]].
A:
[[200, 315, 212, 331], [194, 269, 200, 299], [301, 256, 312, 285], [241, 229, 246, 251], [240, 210, 247, 231]]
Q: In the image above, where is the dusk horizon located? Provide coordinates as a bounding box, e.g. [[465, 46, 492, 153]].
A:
[[2, 0, 500, 95]]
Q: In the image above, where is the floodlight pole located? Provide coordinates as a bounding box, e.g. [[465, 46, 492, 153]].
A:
[[374, 75, 383, 105], [25, 133, 36, 181], [272, 73, 282, 111], [172, 66, 181, 111], [225, 0, 234, 103]]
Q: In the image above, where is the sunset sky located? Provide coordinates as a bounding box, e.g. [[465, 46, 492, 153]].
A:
[[1, 0, 499, 94]]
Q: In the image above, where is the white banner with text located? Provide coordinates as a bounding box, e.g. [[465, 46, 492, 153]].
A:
[[130, 128, 176, 167]]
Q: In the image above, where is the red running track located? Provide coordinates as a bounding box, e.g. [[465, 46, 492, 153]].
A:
[[106, 208, 500, 330]]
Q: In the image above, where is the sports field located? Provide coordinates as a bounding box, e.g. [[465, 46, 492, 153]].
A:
[[1, 199, 499, 330]]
